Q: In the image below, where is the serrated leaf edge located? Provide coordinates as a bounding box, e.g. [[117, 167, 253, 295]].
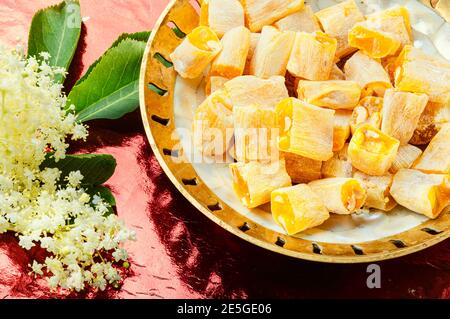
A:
[[67, 38, 145, 119], [75, 31, 150, 85]]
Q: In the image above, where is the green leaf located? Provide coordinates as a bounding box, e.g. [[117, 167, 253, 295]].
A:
[[75, 80, 139, 122], [28, 0, 82, 84], [41, 154, 117, 216], [67, 39, 146, 122], [77, 31, 151, 85], [85, 186, 116, 216], [111, 31, 150, 46], [41, 153, 116, 186]]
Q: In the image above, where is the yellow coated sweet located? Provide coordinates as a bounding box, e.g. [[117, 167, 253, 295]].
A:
[[381, 89, 429, 145], [348, 7, 412, 58], [309, 178, 367, 214], [390, 144, 423, 174], [271, 184, 329, 235], [297, 80, 361, 110], [224, 75, 289, 109], [242, 0, 304, 32], [193, 89, 234, 157], [211, 26, 250, 78], [276, 98, 335, 161], [170, 26, 222, 79], [390, 169, 450, 219], [287, 32, 337, 81], [230, 160, 292, 208], [315, 0, 364, 57], [395, 45, 450, 104], [413, 124, 450, 174], [344, 51, 392, 97], [348, 124, 400, 176], [234, 105, 277, 162], [202, 0, 245, 38], [249, 26, 295, 78], [273, 5, 321, 33]]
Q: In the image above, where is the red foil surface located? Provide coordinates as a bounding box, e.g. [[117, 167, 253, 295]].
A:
[[0, 0, 449, 299]]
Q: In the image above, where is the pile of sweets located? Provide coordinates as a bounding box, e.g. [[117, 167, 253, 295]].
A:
[[169, 0, 450, 235]]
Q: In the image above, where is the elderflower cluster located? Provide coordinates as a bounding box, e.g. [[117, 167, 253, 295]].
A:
[[0, 44, 135, 291]]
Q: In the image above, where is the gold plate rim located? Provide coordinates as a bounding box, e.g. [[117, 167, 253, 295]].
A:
[[139, 0, 450, 264]]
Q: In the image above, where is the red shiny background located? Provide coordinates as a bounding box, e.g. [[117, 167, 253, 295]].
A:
[[0, 0, 449, 299]]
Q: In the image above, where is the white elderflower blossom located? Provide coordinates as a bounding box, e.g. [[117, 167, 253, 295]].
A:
[[19, 235, 35, 250], [39, 51, 51, 60], [0, 44, 135, 291], [112, 248, 128, 262], [66, 171, 84, 187], [31, 261, 44, 276]]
